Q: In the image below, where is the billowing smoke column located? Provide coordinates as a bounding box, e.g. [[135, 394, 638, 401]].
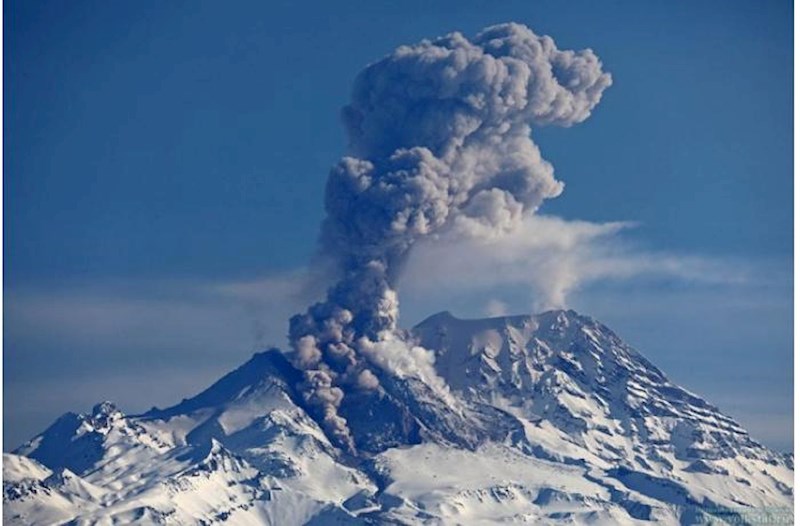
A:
[[289, 22, 611, 450]]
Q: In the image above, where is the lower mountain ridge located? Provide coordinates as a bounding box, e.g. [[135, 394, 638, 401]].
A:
[[4, 310, 793, 525]]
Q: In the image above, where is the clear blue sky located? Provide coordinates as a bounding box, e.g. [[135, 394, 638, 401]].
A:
[[4, 0, 793, 451]]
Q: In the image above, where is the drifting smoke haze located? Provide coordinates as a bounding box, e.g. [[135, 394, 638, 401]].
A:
[[288, 22, 612, 449]]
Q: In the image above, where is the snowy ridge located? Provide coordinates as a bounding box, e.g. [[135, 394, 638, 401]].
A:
[[4, 310, 793, 525], [415, 310, 775, 465]]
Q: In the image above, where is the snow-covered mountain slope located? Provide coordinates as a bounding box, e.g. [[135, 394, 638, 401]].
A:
[[416, 311, 792, 472], [414, 310, 794, 522], [7, 351, 374, 525], [4, 311, 793, 525]]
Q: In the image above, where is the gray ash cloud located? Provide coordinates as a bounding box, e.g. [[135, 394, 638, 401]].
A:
[[288, 22, 611, 450]]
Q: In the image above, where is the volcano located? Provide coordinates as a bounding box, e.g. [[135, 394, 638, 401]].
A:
[[3, 310, 793, 525]]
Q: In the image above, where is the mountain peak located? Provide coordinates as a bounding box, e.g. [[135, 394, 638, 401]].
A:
[[91, 401, 118, 416], [415, 308, 593, 331], [414, 308, 774, 465], [144, 347, 301, 419]]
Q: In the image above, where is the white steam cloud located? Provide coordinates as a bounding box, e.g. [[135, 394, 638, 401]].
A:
[[288, 22, 611, 450], [403, 215, 751, 313]]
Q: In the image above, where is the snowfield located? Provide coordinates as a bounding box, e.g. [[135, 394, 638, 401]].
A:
[[4, 310, 793, 525]]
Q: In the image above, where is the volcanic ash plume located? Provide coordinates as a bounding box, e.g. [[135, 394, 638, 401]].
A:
[[288, 22, 611, 450]]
